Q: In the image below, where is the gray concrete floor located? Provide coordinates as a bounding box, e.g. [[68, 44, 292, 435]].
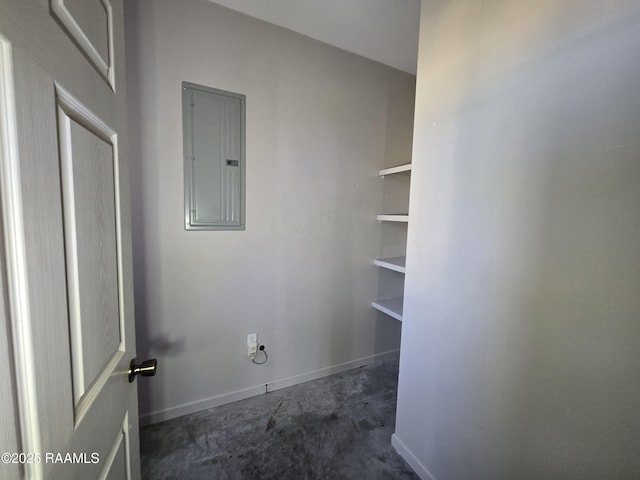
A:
[[140, 356, 419, 479]]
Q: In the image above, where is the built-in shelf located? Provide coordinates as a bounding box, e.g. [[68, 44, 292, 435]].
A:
[[374, 256, 406, 274], [374, 162, 411, 322], [379, 163, 412, 176], [371, 297, 403, 322], [377, 214, 409, 222]]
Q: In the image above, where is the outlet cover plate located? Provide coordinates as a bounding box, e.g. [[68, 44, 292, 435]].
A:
[[247, 333, 257, 357]]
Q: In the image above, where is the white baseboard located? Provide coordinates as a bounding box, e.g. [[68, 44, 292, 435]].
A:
[[391, 433, 437, 480], [264, 349, 399, 393], [140, 349, 399, 426]]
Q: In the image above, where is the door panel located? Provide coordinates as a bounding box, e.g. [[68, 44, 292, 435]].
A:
[[0, 0, 140, 478], [51, 0, 115, 89], [100, 415, 130, 480], [57, 89, 124, 407]]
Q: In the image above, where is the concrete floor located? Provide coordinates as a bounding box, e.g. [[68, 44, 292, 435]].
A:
[[140, 356, 419, 479]]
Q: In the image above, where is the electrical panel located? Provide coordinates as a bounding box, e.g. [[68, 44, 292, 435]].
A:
[[183, 82, 246, 230]]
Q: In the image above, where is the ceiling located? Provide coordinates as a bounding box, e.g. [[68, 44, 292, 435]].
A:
[[206, 0, 421, 74]]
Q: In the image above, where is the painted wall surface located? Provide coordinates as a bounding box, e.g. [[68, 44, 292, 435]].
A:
[[124, 0, 415, 422], [395, 0, 640, 478]]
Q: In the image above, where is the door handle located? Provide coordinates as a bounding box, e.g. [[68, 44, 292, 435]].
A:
[[128, 358, 157, 383]]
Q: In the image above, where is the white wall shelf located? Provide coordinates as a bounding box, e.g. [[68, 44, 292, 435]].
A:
[[377, 214, 409, 222], [375, 161, 410, 321], [374, 256, 406, 274], [372, 297, 404, 322], [379, 163, 412, 176]]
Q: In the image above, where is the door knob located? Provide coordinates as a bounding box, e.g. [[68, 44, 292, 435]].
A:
[[128, 358, 157, 383]]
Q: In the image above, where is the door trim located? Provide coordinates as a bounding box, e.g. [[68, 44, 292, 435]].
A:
[[0, 36, 44, 479]]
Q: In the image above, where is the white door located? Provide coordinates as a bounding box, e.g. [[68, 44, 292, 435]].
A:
[[0, 1, 144, 479]]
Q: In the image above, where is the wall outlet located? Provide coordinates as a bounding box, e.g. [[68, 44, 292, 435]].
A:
[[247, 333, 258, 358]]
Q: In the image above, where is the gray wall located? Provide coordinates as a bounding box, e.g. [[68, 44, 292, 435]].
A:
[[124, 0, 415, 422], [394, 0, 640, 478]]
